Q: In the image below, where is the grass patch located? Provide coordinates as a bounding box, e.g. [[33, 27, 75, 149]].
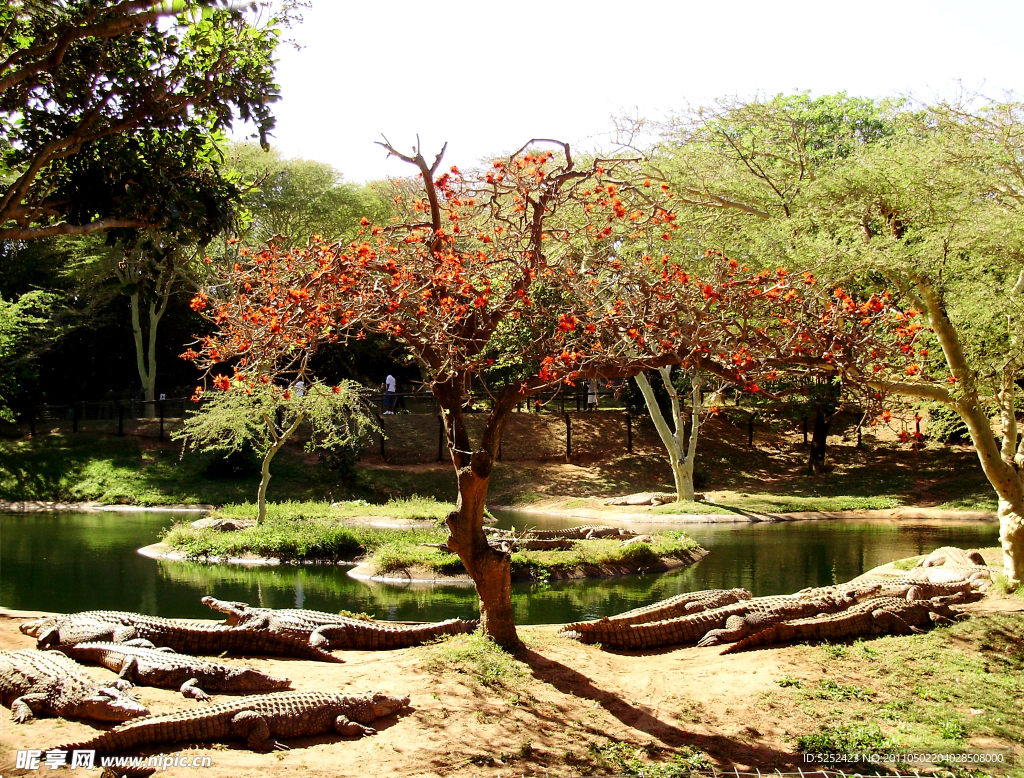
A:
[[371, 531, 703, 580], [650, 499, 726, 515], [210, 495, 452, 523], [582, 741, 710, 777], [937, 495, 999, 512], [796, 723, 894, 764], [782, 614, 1024, 765], [0, 432, 428, 506], [420, 632, 527, 692], [892, 555, 925, 571], [162, 515, 446, 562]]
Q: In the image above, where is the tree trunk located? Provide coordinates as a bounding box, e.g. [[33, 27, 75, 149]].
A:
[[446, 460, 519, 647], [807, 405, 830, 474], [256, 444, 280, 525], [635, 368, 702, 501], [436, 382, 520, 648], [255, 411, 304, 526], [912, 277, 1024, 584], [127, 278, 172, 420]]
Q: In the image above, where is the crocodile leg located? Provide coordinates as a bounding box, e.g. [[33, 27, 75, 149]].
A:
[[230, 709, 281, 751], [309, 626, 334, 649], [871, 608, 922, 635], [117, 656, 140, 687], [10, 693, 48, 722], [335, 715, 375, 736], [696, 616, 747, 647], [179, 678, 211, 701]]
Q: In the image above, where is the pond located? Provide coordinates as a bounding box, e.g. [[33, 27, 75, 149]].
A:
[[0, 510, 999, 625]]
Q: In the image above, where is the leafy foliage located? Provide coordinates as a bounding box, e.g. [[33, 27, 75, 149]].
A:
[[175, 380, 374, 459], [1, 0, 297, 242]]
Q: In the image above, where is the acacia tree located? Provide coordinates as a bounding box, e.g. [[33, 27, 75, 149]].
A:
[[190, 140, 906, 645], [641, 92, 1024, 584], [1, 0, 297, 243], [175, 381, 373, 524]]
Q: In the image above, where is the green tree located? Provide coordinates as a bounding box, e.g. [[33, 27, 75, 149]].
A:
[[0, 289, 53, 421], [225, 144, 386, 249], [645, 92, 1024, 584], [175, 381, 375, 524], [1, 0, 297, 243]]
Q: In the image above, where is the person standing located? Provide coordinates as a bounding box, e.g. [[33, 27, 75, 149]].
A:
[[383, 374, 397, 414]]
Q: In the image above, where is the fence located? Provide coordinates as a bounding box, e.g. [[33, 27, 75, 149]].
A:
[[22, 399, 196, 440], [368, 385, 631, 415]]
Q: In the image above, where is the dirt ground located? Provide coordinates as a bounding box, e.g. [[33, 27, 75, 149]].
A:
[[1, 585, 1022, 778]]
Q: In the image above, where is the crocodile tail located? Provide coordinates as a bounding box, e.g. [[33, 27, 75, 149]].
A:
[[57, 717, 163, 756], [225, 627, 344, 662], [159, 626, 343, 663]]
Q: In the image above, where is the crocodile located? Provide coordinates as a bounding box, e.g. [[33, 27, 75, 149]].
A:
[[722, 595, 966, 654], [56, 690, 410, 754], [559, 588, 752, 641], [866, 577, 981, 601], [483, 526, 637, 540], [201, 597, 478, 650], [604, 492, 678, 506], [911, 547, 991, 584], [53, 642, 292, 700], [696, 583, 884, 647], [566, 586, 879, 650], [0, 649, 149, 723], [20, 611, 342, 663]]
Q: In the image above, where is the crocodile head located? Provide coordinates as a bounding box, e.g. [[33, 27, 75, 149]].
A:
[[349, 692, 411, 723], [73, 687, 150, 722], [225, 666, 292, 691], [201, 596, 250, 625], [19, 616, 56, 638]]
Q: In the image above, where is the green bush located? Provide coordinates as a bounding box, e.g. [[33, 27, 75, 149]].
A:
[[924, 403, 969, 444]]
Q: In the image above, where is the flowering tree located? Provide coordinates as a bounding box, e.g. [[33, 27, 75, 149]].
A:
[[180, 243, 376, 524], [187, 139, 908, 644]]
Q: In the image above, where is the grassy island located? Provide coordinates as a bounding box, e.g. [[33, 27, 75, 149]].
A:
[[160, 499, 704, 581]]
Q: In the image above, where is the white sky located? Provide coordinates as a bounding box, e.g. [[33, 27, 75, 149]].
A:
[[235, 0, 1024, 183]]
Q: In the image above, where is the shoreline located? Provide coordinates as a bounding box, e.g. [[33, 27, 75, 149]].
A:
[[140, 542, 708, 583], [3, 499, 997, 523], [1, 501, 212, 513], [491, 503, 998, 524], [347, 548, 707, 584]]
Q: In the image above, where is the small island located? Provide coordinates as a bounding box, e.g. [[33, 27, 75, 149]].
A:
[[151, 497, 706, 583]]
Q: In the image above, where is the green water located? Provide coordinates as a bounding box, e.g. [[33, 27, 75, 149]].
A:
[[0, 510, 998, 624]]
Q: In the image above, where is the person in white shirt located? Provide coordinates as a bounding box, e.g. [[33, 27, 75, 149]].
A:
[[383, 374, 397, 414]]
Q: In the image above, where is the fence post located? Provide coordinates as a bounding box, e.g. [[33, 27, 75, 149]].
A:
[[72, 403, 79, 433], [748, 414, 754, 447], [116, 400, 124, 437], [437, 415, 444, 463], [625, 412, 632, 453], [158, 401, 165, 441], [28, 405, 35, 437], [564, 413, 571, 462], [802, 416, 808, 445]]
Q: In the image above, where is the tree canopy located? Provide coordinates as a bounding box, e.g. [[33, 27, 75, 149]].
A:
[[0, 0, 296, 243]]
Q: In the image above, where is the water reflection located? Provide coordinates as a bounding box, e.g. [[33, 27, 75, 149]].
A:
[[0, 510, 999, 624]]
